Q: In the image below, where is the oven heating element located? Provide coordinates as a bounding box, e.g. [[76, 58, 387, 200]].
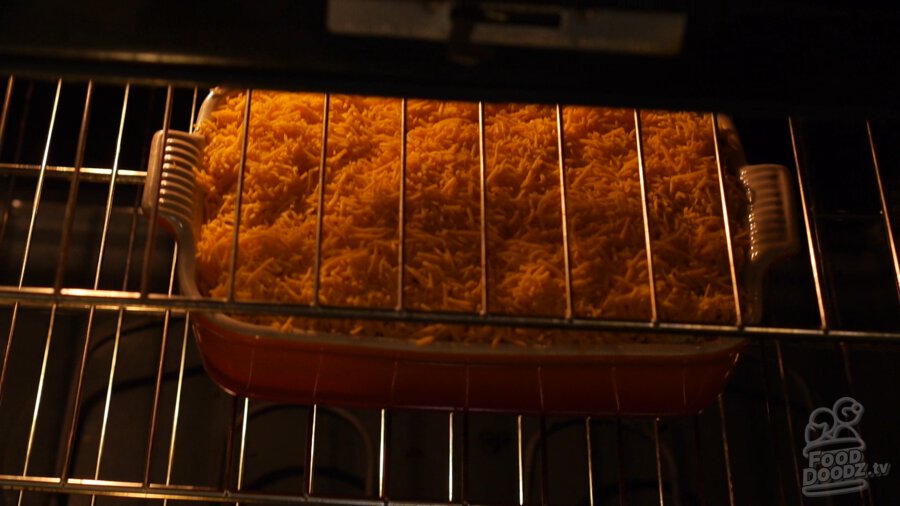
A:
[[0, 76, 897, 505]]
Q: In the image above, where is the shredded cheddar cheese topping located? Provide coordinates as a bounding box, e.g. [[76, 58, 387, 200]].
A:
[[194, 91, 747, 347]]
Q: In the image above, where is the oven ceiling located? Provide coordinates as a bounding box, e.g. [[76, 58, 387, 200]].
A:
[[0, 0, 898, 116]]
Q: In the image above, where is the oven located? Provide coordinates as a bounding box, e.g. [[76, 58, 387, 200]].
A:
[[0, 1, 898, 505]]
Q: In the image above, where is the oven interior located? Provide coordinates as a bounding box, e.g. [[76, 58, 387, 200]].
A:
[[0, 2, 899, 505]]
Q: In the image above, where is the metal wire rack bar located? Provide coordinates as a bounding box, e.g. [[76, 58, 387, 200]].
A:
[[236, 397, 250, 500], [583, 417, 594, 506], [0, 162, 147, 183], [788, 117, 830, 330], [312, 95, 330, 307], [0, 77, 15, 256], [867, 120, 900, 298], [397, 98, 407, 312], [633, 109, 659, 324], [223, 395, 241, 494], [19, 306, 56, 489], [7, 81, 33, 174], [556, 105, 574, 320], [90, 306, 125, 505], [162, 311, 192, 506], [139, 85, 174, 296], [17, 78, 61, 289], [228, 88, 253, 302], [143, 244, 180, 484], [2, 286, 899, 342], [305, 404, 318, 496], [53, 80, 93, 293], [1, 474, 548, 505], [0, 77, 14, 153], [516, 415, 524, 506], [653, 418, 664, 506], [717, 396, 736, 506], [447, 412, 454, 503], [89, 187, 144, 506], [478, 101, 489, 316], [711, 113, 744, 326], [378, 408, 390, 501]]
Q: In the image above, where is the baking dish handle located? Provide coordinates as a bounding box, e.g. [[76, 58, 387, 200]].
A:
[[741, 163, 799, 324], [142, 128, 205, 298]]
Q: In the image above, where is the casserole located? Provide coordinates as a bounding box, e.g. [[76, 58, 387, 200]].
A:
[[142, 88, 797, 415]]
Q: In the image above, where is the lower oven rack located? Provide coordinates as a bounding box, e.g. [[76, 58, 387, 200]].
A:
[[0, 76, 896, 505]]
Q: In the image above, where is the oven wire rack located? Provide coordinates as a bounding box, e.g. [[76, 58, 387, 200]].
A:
[[0, 75, 896, 505]]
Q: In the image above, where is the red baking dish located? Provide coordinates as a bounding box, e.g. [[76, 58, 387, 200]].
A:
[[142, 89, 797, 415]]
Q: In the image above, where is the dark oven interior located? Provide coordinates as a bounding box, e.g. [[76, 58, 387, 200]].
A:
[[0, 1, 900, 505]]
